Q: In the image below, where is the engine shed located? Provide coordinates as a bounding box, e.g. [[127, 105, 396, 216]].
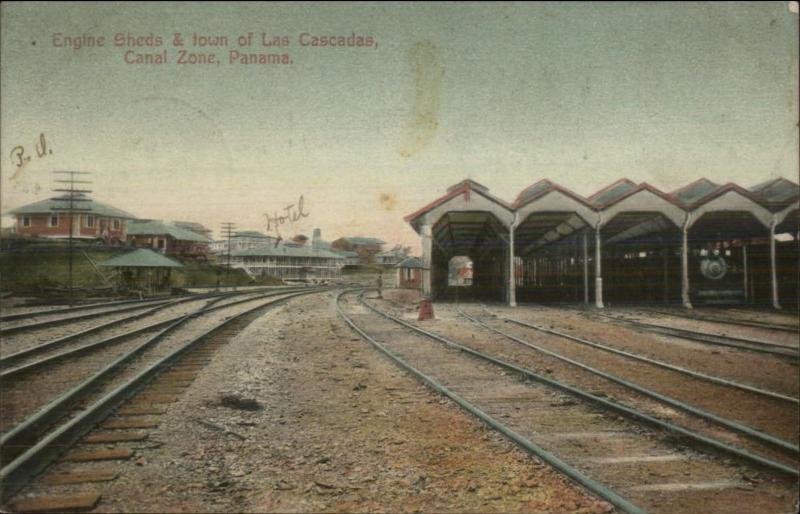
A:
[[405, 178, 799, 309]]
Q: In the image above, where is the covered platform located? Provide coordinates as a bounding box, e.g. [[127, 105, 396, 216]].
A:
[[99, 248, 184, 294], [405, 177, 799, 309]]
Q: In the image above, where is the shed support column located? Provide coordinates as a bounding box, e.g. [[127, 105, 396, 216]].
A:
[[582, 232, 589, 304], [662, 246, 669, 304], [770, 220, 781, 310], [742, 243, 748, 304], [594, 224, 604, 309], [508, 220, 517, 307], [681, 216, 693, 309], [421, 223, 432, 297]]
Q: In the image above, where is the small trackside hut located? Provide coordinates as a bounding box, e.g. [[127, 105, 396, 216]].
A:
[[99, 248, 183, 295], [396, 257, 423, 289]]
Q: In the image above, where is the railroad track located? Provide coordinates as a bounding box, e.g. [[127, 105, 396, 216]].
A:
[[0, 287, 293, 324], [634, 307, 799, 335], [0, 295, 212, 370], [475, 308, 798, 405], [1, 287, 322, 454], [452, 306, 799, 457], [0, 288, 283, 335], [712, 307, 800, 327], [0, 296, 176, 323], [337, 291, 798, 514], [0, 287, 330, 509], [587, 312, 799, 360], [0, 298, 186, 336], [0, 287, 309, 375]]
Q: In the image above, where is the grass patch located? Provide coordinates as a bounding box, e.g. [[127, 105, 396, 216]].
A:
[[0, 244, 125, 293], [0, 239, 282, 294], [171, 260, 282, 288]]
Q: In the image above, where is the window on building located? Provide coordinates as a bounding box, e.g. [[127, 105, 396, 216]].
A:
[[49, 214, 59, 227], [22, 215, 31, 227], [86, 215, 95, 228], [113, 219, 121, 230]]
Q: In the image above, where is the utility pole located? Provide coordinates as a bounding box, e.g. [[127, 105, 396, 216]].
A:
[[51, 171, 92, 306], [220, 222, 236, 289]]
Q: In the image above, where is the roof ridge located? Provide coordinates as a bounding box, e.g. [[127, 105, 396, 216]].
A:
[[404, 178, 514, 223], [595, 181, 685, 210], [446, 179, 490, 194], [512, 180, 594, 209], [684, 181, 765, 208], [7, 196, 137, 219], [587, 178, 637, 202], [670, 177, 720, 195], [751, 176, 798, 193], [513, 179, 556, 204]]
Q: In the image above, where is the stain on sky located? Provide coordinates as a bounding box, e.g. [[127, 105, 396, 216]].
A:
[[379, 192, 397, 211], [399, 42, 445, 159]]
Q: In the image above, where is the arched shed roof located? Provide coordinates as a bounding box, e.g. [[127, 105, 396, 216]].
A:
[[404, 179, 514, 232], [405, 177, 799, 239]]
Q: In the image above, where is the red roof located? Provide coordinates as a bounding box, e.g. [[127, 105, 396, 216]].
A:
[[685, 182, 767, 209], [587, 179, 637, 203], [513, 179, 594, 209], [596, 182, 685, 209], [405, 177, 796, 228], [404, 181, 512, 224]]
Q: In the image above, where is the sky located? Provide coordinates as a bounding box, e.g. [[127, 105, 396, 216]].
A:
[[1, 2, 798, 250]]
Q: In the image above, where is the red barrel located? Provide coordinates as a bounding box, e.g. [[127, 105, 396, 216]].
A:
[[418, 298, 435, 321]]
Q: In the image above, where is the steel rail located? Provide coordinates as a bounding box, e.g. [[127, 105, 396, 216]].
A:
[[593, 313, 799, 358], [482, 308, 798, 404], [0, 317, 193, 469], [0, 288, 268, 334], [0, 286, 325, 463], [0, 294, 238, 380], [456, 306, 798, 455], [1, 298, 188, 369], [637, 308, 799, 334], [334, 290, 648, 514], [1, 318, 182, 380], [356, 295, 798, 477], [0, 293, 229, 369], [0, 287, 328, 502], [605, 314, 799, 349], [0, 298, 192, 336], [0, 287, 313, 375], [0, 295, 181, 323], [0, 286, 292, 323]]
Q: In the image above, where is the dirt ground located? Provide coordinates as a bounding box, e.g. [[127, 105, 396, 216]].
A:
[[61, 291, 613, 513]]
